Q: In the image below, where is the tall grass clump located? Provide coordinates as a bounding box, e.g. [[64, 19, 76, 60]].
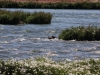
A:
[[0, 10, 52, 25], [25, 12, 52, 24], [59, 26, 100, 41], [0, 0, 19, 8], [0, 10, 30, 24], [0, 57, 100, 75]]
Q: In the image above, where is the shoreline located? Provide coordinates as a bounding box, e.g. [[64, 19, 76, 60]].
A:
[[8, 0, 100, 3]]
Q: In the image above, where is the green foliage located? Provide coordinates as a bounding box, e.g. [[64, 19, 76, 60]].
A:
[[59, 26, 100, 41], [0, 0, 19, 8], [0, 10, 52, 25], [0, 10, 27, 25], [25, 12, 52, 24], [0, 14, 10, 24], [0, 58, 100, 75], [0, 0, 100, 9]]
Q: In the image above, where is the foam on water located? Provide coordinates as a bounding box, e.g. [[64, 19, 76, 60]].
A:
[[0, 41, 9, 44], [0, 9, 100, 60]]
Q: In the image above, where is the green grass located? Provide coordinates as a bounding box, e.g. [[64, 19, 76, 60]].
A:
[[0, 57, 100, 75], [0, 10, 52, 25], [59, 26, 100, 41], [25, 12, 52, 24]]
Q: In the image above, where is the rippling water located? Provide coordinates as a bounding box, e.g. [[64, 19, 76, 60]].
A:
[[0, 9, 100, 60]]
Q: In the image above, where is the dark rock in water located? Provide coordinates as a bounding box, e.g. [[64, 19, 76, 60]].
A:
[[48, 36, 56, 39]]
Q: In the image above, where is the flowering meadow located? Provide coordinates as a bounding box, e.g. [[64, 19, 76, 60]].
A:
[[0, 57, 100, 75]]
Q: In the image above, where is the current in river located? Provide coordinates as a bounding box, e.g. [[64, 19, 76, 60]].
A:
[[0, 9, 100, 61]]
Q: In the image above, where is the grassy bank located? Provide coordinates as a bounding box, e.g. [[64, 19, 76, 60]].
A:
[[59, 26, 100, 41], [0, 57, 100, 75], [0, 0, 100, 9], [0, 10, 52, 25]]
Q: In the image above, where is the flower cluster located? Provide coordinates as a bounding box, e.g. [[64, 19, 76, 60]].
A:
[[0, 57, 100, 75]]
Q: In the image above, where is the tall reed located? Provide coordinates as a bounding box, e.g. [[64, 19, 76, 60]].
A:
[[59, 26, 100, 41], [25, 12, 52, 24], [0, 0, 100, 9], [0, 10, 52, 25]]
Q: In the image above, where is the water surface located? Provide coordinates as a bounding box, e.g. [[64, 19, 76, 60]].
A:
[[0, 9, 100, 60]]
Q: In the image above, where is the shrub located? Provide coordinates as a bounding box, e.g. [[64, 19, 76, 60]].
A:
[[59, 26, 100, 41]]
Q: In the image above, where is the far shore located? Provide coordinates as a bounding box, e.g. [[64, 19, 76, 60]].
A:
[[0, 0, 100, 9], [1, 0, 100, 3]]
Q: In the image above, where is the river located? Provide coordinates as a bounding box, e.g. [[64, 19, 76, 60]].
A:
[[0, 9, 100, 61]]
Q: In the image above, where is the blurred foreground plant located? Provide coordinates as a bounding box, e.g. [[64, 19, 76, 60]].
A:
[[0, 57, 100, 75]]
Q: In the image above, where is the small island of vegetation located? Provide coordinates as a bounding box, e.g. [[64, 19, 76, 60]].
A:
[[0, 10, 52, 25], [59, 26, 100, 41]]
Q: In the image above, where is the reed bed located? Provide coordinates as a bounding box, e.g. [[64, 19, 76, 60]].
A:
[[0, 0, 100, 9], [0, 57, 100, 75], [59, 26, 100, 41], [0, 10, 52, 25]]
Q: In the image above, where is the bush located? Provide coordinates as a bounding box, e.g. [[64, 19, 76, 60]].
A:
[[59, 26, 100, 41]]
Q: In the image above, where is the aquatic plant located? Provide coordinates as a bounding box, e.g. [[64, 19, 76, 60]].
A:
[[0, 10, 29, 24], [59, 26, 100, 41], [0, 57, 100, 75], [25, 12, 52, 24], [0, 10, 52, 25]]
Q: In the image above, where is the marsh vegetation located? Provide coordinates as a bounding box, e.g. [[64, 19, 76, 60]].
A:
[[0, 0, 100, 9], [0, 10, 52, 24], [59, 26, 100, 41]]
